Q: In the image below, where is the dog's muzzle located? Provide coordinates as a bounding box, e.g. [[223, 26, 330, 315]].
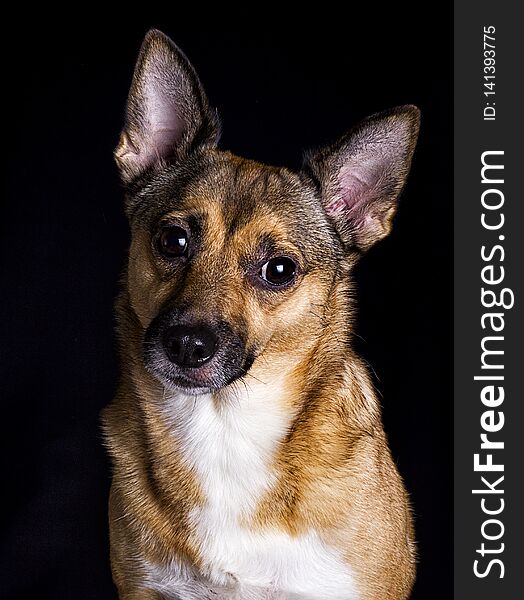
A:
[[143, 309, 252, 394]]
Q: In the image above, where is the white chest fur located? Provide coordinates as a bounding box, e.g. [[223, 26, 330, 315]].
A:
[[144, 382, 359, 599]]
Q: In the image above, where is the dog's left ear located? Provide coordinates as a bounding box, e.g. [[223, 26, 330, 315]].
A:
[[306, 105, 420, 252], [115, 29, 220, 184]]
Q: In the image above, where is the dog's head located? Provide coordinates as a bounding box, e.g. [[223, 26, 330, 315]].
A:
[[116, 30, 420, 395]]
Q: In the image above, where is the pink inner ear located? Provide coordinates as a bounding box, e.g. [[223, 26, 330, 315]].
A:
[[140, 77, 187, 164], [117, 81, 187, 176], [326, 158, 381, 219]]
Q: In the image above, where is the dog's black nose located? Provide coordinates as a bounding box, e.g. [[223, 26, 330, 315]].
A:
[[163, 325, 217, 368]]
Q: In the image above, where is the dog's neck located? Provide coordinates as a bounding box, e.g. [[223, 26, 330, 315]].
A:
[[160, 373, 292, 517]]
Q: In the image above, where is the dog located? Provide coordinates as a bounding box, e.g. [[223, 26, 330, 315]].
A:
[[102, 29, 420, 600]]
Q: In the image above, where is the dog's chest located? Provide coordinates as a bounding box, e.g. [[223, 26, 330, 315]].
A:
[[146, 390, 359, 599]]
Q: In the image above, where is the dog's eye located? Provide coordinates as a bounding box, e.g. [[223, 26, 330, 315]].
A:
[[157, 225, 189, 258], [260, 257, 297, 286]]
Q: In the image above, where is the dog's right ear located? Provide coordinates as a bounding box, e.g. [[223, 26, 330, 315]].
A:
[[115, 29, 220, 184]]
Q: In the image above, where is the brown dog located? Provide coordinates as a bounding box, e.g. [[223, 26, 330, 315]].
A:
[[102, 29, 420, 600]]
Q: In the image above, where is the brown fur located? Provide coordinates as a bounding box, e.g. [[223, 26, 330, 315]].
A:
[[102, 29, 420, 600]]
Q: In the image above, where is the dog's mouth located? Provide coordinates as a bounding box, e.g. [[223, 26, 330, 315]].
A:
[[143, 354, 253, 395], [143, 313, 254, 395]]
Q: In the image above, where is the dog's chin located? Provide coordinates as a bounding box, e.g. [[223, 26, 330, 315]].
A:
[[144, 358, 247, 397], [161, 379, 215, 396]]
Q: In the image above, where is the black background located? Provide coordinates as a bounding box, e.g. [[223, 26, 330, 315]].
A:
[[1, 9, 452, 600]]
